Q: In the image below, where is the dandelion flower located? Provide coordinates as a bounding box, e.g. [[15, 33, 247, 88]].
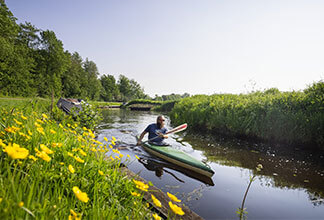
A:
[[151, 194, 162, 208], [69, 165, 75, 174], [167, 192, 181, 202], [152, 213, 162, 220], [0, 198, 2, 203], [67, 152, 74, 157], [98, 170, 104, 176], [135, 155, 140, 160], [50, 129, 56, 134], [72, 186, 89, 203], [78, 149, 87, 156], [18, 201, 24, 207], [168, 201, 184, 216], [104, 137, 108, 142], [112, 136, 117, 141], [111, 140, 116, 146], [60, 162, 64, 165], [42, 113, 48, 119], [4, 143, 29, 160]]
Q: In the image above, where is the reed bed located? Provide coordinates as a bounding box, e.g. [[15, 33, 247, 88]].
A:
[[170, 81, 324, 148]]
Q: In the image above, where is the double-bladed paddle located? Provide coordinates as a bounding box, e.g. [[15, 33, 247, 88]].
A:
[[142, 123, 187, 144]]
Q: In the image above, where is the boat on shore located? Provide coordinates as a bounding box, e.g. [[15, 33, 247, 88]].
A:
[[141, 142, 215, 178]]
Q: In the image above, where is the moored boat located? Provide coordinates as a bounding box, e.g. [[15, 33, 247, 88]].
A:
[[141, 142, 215, 178]]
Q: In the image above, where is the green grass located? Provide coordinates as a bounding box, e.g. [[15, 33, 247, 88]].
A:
[[0, 98, 187, 219], [0, 100, 150, 219]]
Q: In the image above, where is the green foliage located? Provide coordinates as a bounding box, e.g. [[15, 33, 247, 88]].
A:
[[71, 102, 102, 130], [170, 82, 324, 148], [100, 74, 119, 101], [118, 75, 148, 102], [154, 93, 190, 101]]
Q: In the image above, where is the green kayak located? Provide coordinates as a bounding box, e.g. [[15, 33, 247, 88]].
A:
[[141, 142, 215, 177]]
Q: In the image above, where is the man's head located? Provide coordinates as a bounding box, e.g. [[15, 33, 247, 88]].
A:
[[156, 115, 165, 129]]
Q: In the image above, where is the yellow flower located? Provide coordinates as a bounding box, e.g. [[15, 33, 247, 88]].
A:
[[50, 129, 56, 134], [42, 113, 48, 119], [131, 192, 141, 197], [78, 149, 87, 156], [21, 115, 27, 120], [109, 145, 113, 149], [28, 155, 37, 161], [111, 140, 116, 146], [36, 119, 44, 124], [36, 127, 45, 135], [168, 201, 185, 216], [59, 123, 63, 128], [34, 122, 41, 127], [60, 162, 64, 165], [152, 213, 162, 220], [4, 143, 29, 160], [28, 130, 32, 136], [132, 179, 149, 192], [13, 119, 22, 125], [151, 194, 162, 208], [110, 156, 114, 161], [40, 144, 54, 154], [5, 127, 16, 134], [0, 198, 2, 203], [74, 156, 85, 163], [135, 155, 140, 160], [69, 209, 81, 220], [167, 192, 181, 202], [72, 186, 89, 203], [98, 170, 104, 176], [112, 136, 117, 141], [104, 137, 108, 142], [90, 148, 97, 152], [68, 152, 74, 157], [68, 165, 75, 174], [18, 201, 24, 207], [67, 123, 71, 127], [36, 151, 51, 162]]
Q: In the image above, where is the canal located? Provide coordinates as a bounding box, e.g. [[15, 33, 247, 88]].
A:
[[97, 109, 324, 219]]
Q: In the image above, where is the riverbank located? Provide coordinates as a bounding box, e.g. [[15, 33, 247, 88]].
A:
[[169, 81, 324, 149], [0, 98, 191, 219]]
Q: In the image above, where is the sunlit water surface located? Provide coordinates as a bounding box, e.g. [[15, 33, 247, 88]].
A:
[[97, 109, 324, 220]]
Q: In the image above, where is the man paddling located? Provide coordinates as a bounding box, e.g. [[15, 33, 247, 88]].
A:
[[137, 115, 168, 146]]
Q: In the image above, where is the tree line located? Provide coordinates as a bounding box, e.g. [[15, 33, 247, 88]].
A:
[[0, 1, 148, 102]]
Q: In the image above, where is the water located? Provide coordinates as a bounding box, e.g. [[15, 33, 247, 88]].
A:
[[97, 109, 324, 220]]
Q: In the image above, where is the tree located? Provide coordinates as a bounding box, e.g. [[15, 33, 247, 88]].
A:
[[100, 74, 119, 101], [83, 58, 101, 100], [62, 52, 85, 97], [35, 30, 68, 97], [0, 1, 35, 96]]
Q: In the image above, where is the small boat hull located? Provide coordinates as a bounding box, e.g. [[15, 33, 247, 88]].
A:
[[141, 142, 215, 178]]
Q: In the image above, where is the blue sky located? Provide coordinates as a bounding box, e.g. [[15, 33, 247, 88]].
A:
[[7, 0, 324, 96]]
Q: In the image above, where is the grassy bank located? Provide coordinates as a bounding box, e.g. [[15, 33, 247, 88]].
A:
[[170, 81, 324, 148], [0, 98, 186, 219]]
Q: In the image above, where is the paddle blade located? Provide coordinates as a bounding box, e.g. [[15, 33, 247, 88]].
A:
[[166, 123, 187, 134]]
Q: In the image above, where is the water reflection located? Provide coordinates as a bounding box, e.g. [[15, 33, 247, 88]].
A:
[[98, 109, 324, 219], [137, 156, 214, 186]]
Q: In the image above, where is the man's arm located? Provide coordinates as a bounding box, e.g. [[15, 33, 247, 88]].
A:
[[137, 130, 148, 145]]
